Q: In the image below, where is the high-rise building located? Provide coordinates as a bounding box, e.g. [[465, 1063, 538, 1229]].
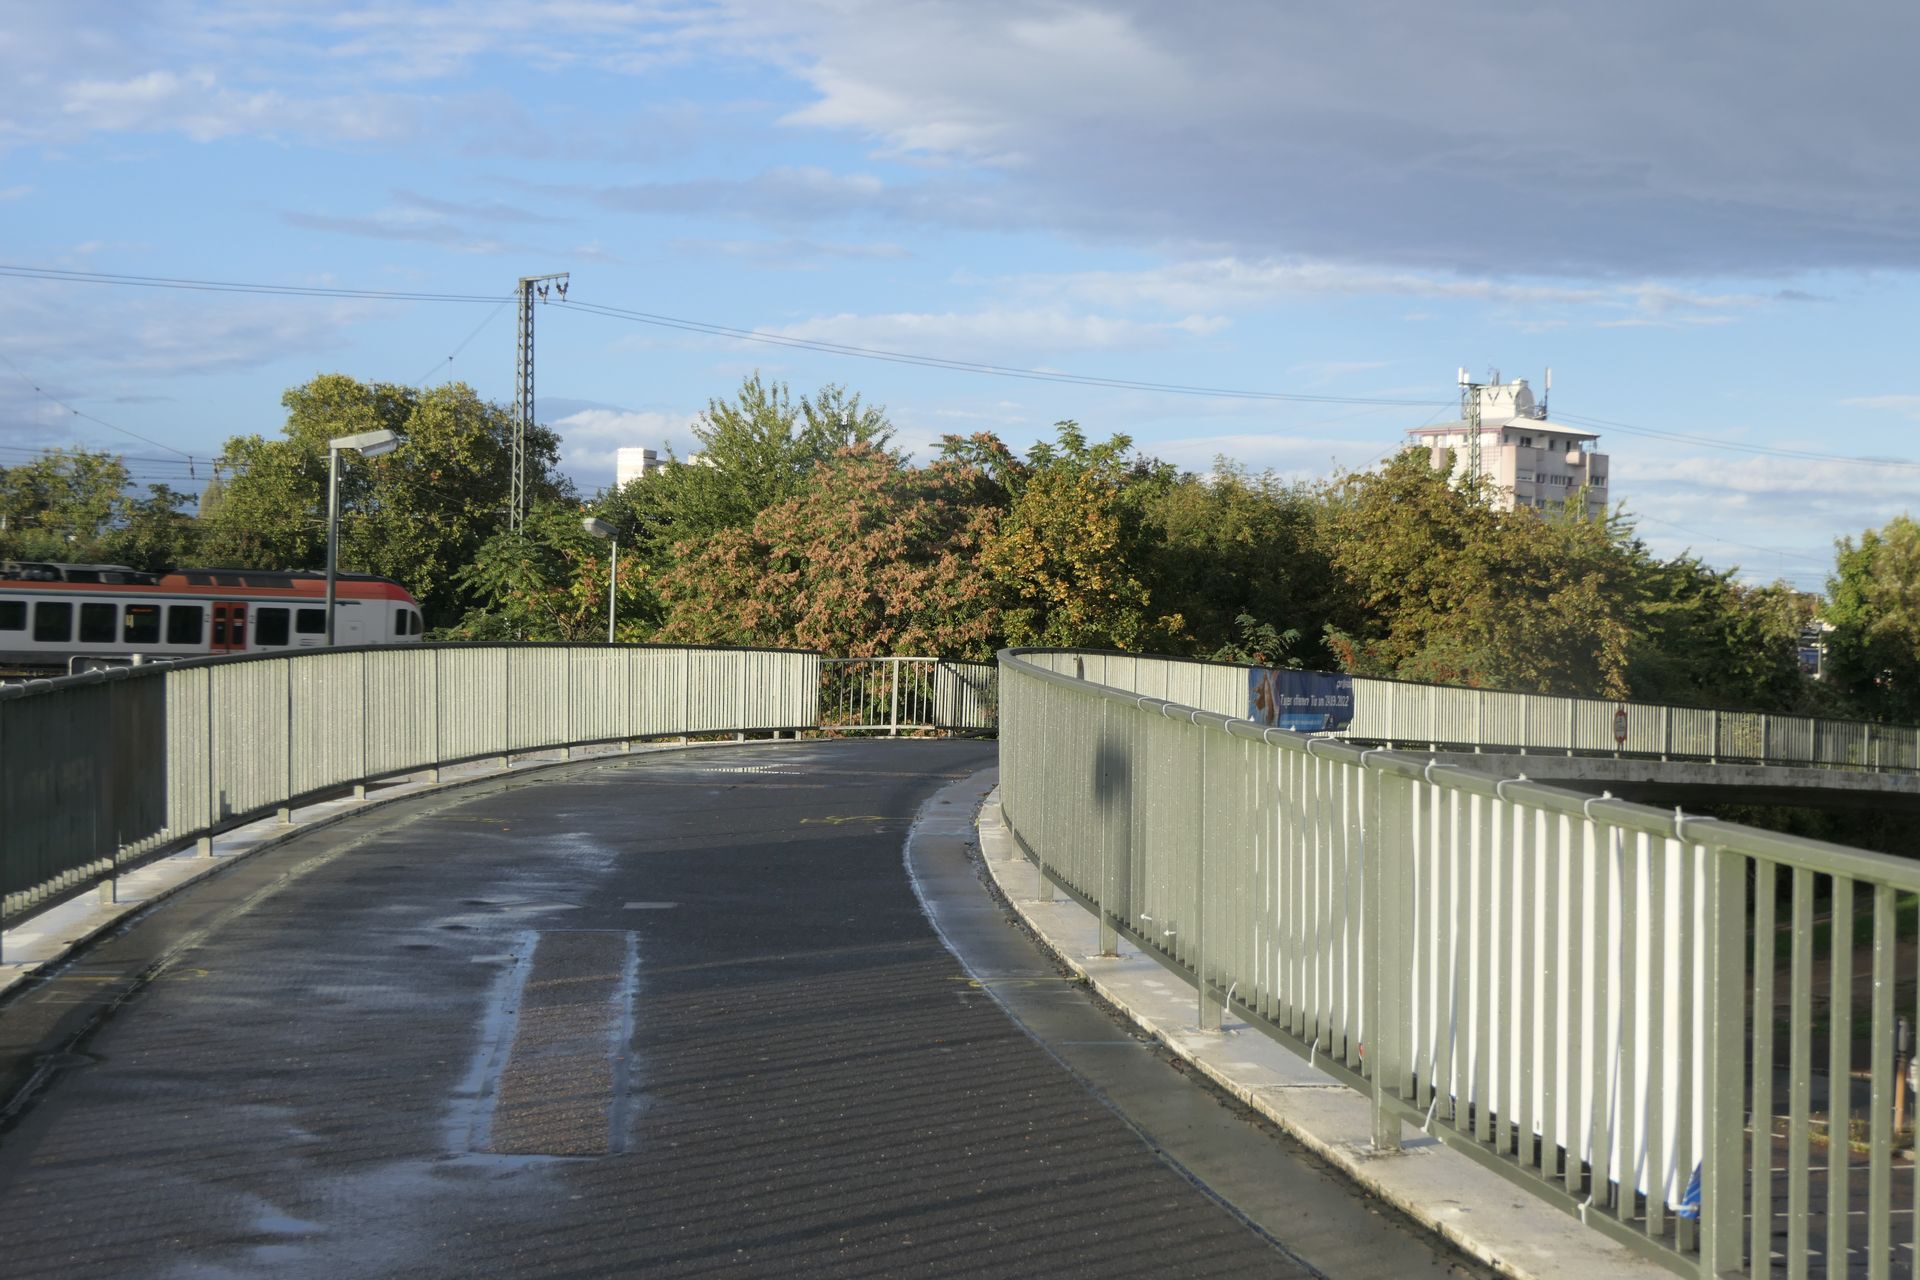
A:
[[615, 447, 669, 490], [1405, 376, 1610, 518]]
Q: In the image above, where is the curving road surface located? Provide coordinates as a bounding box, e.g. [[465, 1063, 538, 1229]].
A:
[[0, 739, 1483, 1278]]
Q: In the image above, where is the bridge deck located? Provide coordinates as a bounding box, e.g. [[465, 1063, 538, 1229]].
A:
[[0, 740, 1477, 1279]]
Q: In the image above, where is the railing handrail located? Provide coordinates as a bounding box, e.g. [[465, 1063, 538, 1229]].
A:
[[1001, 647, 1920, 883], [1006, 646, 1920, 775]]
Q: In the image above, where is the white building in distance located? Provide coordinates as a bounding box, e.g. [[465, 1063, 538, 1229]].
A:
[[1405, 375, 1610, 518], [615, 447, 669, 489]]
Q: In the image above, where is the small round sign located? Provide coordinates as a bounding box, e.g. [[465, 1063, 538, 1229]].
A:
[[1613, 705, 1628, 746]]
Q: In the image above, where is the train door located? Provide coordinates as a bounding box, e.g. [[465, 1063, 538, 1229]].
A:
[[209, 600, 249, 653]]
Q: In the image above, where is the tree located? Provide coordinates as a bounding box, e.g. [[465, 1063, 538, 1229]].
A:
[[104, 484, 201, 573], [976, 422, 1181, 651], [0, 449, 133, 562], [1320, 451, 1635, 696], [1131, 459, 1336, 666], [447, 500, 651, 642], [602, 374, 895, 566], [196, 375, 568, 625], [1621, 548, 1804, 711], [653, 444, 999, 657], [1824, 516, 1920, 721]]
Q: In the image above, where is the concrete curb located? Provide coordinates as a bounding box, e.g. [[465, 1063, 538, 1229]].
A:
[[974, 787, 1673, 1280], [0, 736, 793, 1003]]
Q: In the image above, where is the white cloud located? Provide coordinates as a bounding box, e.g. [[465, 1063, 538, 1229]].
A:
[[1005, 258, 1776, 328], [769, 306, 1231, 356], [1840, 395, 1920, 421]]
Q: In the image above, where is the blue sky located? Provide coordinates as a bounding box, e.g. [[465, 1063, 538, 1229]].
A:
[[4, 2, 1920, 594]]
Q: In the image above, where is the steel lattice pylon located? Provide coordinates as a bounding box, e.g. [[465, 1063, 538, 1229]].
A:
[[511, 272, 568, 531]]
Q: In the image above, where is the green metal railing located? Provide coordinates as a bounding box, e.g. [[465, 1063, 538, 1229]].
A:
[[1023, 649, 1920, 774], [1001, 647, 1920, 1278], [2, 643, 822, 922]]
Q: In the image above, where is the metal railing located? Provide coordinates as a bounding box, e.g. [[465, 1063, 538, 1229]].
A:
[[1000, 647, 1920, 1278], [818, 657, 998, 734], [1023, 649, 1920, 775], [2, 643, 821, 921]]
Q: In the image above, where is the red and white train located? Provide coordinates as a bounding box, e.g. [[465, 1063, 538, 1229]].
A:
[[1, 561, 425, 676]]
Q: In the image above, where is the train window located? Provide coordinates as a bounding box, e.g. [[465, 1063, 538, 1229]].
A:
[[409, 610, 423, 636], [79, 602, 117, 643], [33, 601, 72, 642], [395, 607, 407, 636], [167, 605, 203, 645], [0, 600, 23, 630], [124, 604, 161, 645], [295, 607, 326, 635], [256, 607, 290, 646]]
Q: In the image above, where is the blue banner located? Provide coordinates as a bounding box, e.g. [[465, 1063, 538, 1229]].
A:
[[1248, 668, 1354, 732]]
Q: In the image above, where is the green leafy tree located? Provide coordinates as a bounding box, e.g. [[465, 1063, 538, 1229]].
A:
[[1320, 450, 1634, 696], [196, 375, 568, 625], [602, 375, 895, 566], [653, 444, 999, 657], [1132, 458, 1336, 665], [1824, 516, 1920, 721], [0, 449, 133, 562], [1622, 548, 1805, 711], [977, 422, 1181, 650], [446, 500, 651, 642], [104, 483, 201, 572]]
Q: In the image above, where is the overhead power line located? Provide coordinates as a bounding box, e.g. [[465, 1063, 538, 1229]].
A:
[[0, 263, 506, 304], [6, 261, 1914, 474], [0, 261, 1449, 411], [551, 297, 1446, 407], [0, 349, 201, 468], [1553, 409, 1920, 474]]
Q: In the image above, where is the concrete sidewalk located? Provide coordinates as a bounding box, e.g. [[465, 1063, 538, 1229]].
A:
[[973, 787, 1672, 1280]]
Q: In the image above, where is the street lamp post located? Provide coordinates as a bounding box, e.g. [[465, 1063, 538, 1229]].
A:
[[325, 428, 401, 645], [582, 517, 617, 643]]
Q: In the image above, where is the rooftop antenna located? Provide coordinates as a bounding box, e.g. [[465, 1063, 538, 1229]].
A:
[[1542, 366, 1552, 419], [1458, 366, 1484, 487]]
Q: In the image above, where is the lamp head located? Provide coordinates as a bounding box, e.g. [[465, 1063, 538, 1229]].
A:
[[581, 517, 617, 540], [329, 428, 401, 457]]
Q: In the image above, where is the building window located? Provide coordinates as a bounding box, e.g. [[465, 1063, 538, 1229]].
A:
[[79, 601, 117, 643], [256, 607, 290, 646], [167, 605, 203, 645], [124, 604, 161, 644], [33, 601, 73, 642], [1520, 436, 1532, 447]]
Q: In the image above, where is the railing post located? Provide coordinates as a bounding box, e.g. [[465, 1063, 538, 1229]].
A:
[[889, 656, 900, 737], [1197, 728, 1221, 1031], [1366, 764, 1403, 1150], [1699, 841, 1748, 1278], [428, 648, 442, 783], [280, 658, 294, 825], [1099, 698, 1119, 956]]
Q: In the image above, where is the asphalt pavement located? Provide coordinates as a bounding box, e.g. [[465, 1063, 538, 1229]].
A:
[[0, 738, 1485, 1278]]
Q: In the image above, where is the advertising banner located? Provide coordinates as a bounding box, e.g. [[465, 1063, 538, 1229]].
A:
[[1248, 668, 1354, 732]]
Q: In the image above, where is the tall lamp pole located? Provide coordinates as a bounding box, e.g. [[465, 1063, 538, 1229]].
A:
[[582, 516, 618, 643], [325, 428, 401, 645]]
